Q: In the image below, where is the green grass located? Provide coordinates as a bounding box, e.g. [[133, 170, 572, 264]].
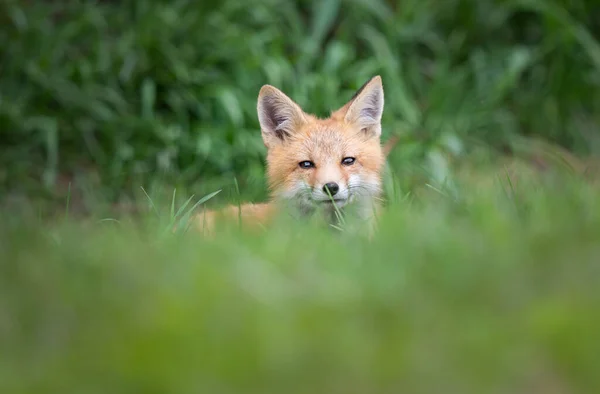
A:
[[2, 0, 600, 391], [2, 0, 600, 207], [1, 173, 600, 393]]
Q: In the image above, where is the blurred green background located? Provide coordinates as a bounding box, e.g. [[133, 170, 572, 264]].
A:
[[2, 0, 599, 214], [2, 2, 600, 393]]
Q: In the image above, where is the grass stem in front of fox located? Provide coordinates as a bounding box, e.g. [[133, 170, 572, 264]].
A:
[[325, 186, 346, 230]]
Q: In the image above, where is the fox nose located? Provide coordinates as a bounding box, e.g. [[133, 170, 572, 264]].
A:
[[323, 182, 339, 196]]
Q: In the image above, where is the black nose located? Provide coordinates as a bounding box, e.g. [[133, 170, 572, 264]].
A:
[[323, 182, 339, 196]]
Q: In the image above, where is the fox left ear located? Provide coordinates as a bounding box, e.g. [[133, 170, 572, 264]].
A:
[[343, 76, 384, 137], [257, 85, 307, 148]]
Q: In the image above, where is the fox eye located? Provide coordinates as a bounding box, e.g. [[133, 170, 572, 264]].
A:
[[341, 157, 356, 166], [299, 160, 315, 169]]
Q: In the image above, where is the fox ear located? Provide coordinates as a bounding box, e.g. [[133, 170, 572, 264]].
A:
[[257, 85, 306, 147], [343, 76, 384, 137]]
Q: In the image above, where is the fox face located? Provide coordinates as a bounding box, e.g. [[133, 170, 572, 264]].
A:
[[257, 76, 385, 217]]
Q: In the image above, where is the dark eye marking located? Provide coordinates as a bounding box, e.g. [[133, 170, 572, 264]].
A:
[[299, 160, 315, 169], [341, 157, 356, 166]]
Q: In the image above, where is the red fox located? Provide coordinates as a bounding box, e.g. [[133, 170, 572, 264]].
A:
[[194, 75, 397, 235]]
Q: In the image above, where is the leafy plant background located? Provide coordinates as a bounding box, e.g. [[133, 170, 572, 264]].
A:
[[1, 0, 599, 211], [2, 2, 600, 392]]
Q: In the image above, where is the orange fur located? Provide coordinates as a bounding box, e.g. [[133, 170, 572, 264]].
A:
[[194, 203, 275, 235], [192, 76, 394, 235]]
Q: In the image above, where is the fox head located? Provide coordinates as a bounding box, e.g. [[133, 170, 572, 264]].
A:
[[257, 76, 385, 216]]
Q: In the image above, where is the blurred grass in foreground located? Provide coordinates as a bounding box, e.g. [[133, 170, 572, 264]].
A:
[[2, 0, 600, 392], [1, 171, 599, 393]]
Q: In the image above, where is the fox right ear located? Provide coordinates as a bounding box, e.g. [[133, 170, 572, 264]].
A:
[[257, 85, 306, 147], [343, 76, 384, 137]]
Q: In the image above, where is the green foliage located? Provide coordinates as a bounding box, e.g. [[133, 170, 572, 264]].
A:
[[2, 2, 600, 389], [2, 1, 600, 390], [2, 176, 600, 393], [1, 0, 600, 205]]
